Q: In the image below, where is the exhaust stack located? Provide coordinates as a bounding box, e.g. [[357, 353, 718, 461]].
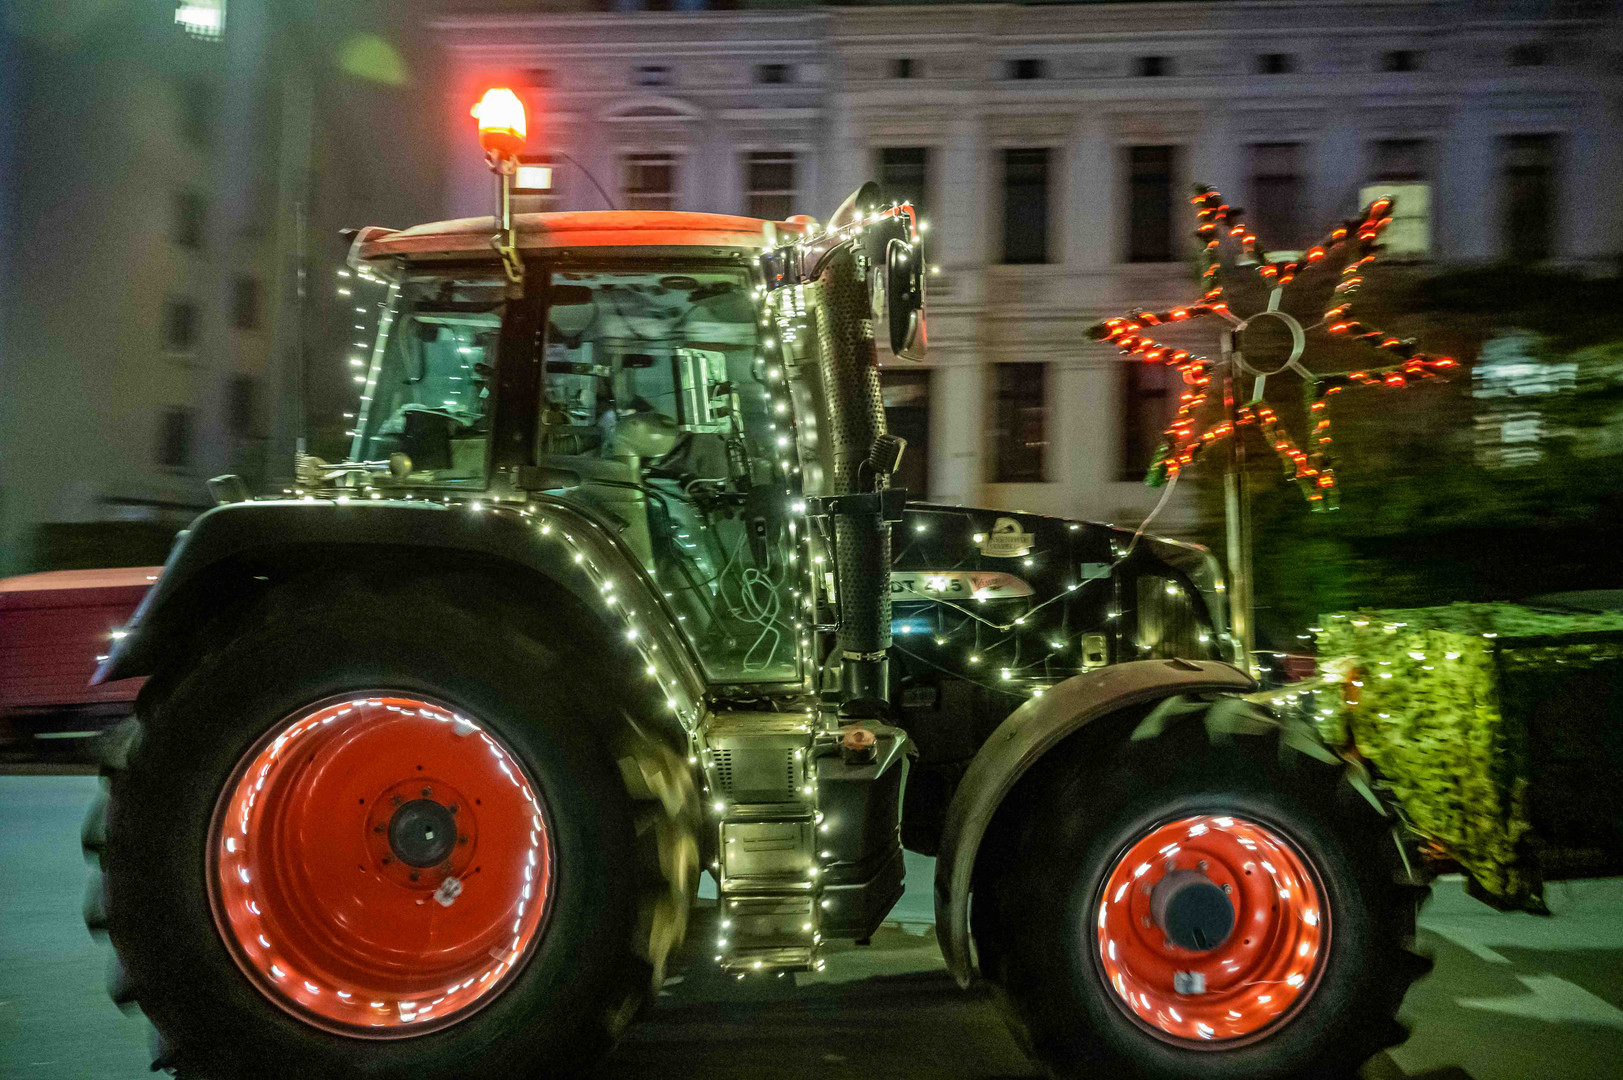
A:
[[763, 184, 924, 718]]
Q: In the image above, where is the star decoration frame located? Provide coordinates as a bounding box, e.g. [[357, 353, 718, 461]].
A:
[[1087, 184, 1457, 508]]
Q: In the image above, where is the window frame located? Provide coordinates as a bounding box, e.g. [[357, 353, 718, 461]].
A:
[[172, 187, 206, 250], [991, 361, 1048, 484], [877, 146, 931, 223], [1248, 141, 1306, 250], [1119, 360, 1171, 482], [1500, 133, 1560, 262], [1124, 144, 1178, 264], [231, 274, 260, 331], [1000, 147, 1052, 265], [743, 150, 797, 221], [156, 407, 194, 469], [623, 152, 680, 212], [161, 297, 200, 355]]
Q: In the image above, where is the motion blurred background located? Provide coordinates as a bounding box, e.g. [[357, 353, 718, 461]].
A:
[[2, 0, 1622, 871]]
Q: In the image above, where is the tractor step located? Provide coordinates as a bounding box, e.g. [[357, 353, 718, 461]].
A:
[[703, 710, 825, 975]]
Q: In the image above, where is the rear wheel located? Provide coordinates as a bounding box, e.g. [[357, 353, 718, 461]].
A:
[[976, 696, 1430, 1080], [84, 575, 692, 1079]]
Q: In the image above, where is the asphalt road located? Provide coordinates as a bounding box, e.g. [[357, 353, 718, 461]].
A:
[[4, 774, 1622, 1080]]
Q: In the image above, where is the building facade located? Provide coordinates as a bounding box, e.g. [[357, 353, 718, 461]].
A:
[[0, 0, 444, 573], [431, 0, 1623, 529]]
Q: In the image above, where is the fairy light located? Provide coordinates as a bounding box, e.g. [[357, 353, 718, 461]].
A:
[[1086, 184, 1455, 507]]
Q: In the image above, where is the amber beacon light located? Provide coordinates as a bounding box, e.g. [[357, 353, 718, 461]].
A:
[[472, 87, 526, 159], [471, 88, 528, 284]]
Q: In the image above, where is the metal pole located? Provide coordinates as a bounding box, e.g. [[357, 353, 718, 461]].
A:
[[1220, 330, 1255, 675]]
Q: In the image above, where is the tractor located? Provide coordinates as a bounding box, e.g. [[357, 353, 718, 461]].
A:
[[79, 88, 1429, 1080]]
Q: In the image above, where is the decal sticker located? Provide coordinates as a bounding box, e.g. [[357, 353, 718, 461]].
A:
[[891, 571, 1034, 601], [979, 517, 1034, 558]]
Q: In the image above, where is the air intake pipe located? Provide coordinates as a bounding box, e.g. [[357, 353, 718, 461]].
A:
[[815, 242, 894, 714], [764, 184, 920, 717]]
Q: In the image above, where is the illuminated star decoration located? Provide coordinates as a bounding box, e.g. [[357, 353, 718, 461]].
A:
[[1086, 185, 1457, 508]]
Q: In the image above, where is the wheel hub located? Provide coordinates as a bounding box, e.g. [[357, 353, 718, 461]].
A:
[[1150, 870, 1235, 952], [388, 799, 458, 868], [208, 695, 552, 1038], [1094, 813, 1330, 1046]]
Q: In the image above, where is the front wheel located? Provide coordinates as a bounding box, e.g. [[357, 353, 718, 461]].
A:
[[85, 576, 690, 1079], [976, 697, 1430, 1080]]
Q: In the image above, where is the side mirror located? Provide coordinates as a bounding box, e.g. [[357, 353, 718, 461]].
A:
[[883, 236, 927, 361]]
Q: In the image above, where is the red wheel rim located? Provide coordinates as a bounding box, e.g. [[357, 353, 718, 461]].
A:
[[208, 695, 553, 1036], [1094, 814, 1329, 1046]]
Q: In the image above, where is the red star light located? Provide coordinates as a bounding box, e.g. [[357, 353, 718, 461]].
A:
[[1087, 185, 1456, 507]]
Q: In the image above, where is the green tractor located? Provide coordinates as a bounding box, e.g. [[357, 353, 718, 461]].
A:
[[80, 90, 1429, 1080]]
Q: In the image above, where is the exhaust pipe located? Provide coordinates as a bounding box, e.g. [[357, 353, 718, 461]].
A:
[[812, 242, 893, 716], [766, 184, 918, 718]]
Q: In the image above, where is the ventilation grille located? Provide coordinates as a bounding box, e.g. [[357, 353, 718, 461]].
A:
[[711, 747, 800, 802]]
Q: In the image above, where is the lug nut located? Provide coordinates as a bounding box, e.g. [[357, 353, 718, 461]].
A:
[[381, 856, 392, 865], [391, 795, 403, 806], [1197, 860, 1209, 872], [1223, 883, 1234, 894], [409, 872, 420, 882], [458, 834, 468, 845], [421, 788, 432, 798], [373, 824, 385, 834], [447, 804, 458, 815]]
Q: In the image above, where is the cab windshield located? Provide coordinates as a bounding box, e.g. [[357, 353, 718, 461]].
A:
[[535, 267, 798, 684], [349, 277, 505, 483]]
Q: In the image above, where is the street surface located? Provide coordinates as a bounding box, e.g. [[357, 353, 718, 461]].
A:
[[4, 774, 1622, 1079]]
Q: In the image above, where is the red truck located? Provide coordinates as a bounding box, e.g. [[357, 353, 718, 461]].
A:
[[0, 567, 157, 761]]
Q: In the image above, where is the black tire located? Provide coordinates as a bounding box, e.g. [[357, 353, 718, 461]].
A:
[[82, 572, 696, 1080], [974, 695, 1431, 1080]]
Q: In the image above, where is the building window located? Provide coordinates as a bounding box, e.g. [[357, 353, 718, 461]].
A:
[[1258, 52, 1295, 74], [992, 362, 1047, 483], [232, 275, 259, 330], [156, 408, 193, 469], [1120, 362, 1170, 481], [1126, 145, 1176, 263], [172, 188, 206, 250], [1380, 49, 1422, 72], [624, 153, 678, 211], [1249, 142, 1304, 249], [1362, 139, 1431, 258], [1007, 58, 1046, 80], [1501, 134, 1558, 262], [754, 63, 792, 85], [1134, 56, 1171, 77], [162, 299, 199, 354], [745, 151, 796, 221], [522, 69, 554, 88], [633, 65, 670, 87], [1509, 43, 1548, 67], [229, 375, 258, 436], [179, 80, 216, 148], [881, 370, 931, 497], [878, 147, 930, 221], [174, 1, 224, 40], [890, 58, 915, 79], [1001, 148, 1050, 265]]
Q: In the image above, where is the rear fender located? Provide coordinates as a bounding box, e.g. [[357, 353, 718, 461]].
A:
[[933, 659, 1256, 986], [95, 498, 708, 737]]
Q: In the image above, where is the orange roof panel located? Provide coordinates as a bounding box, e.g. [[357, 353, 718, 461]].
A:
[[357, 210, 810, 264]]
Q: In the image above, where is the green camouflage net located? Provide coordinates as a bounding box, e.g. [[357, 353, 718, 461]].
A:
[[1315, 602, 1623, 909]]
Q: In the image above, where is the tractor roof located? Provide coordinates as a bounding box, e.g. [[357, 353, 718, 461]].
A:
[[353, 210, 812, 266]]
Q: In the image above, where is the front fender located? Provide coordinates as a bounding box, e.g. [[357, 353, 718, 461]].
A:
[[94, 498, 708, 722], [933, 658, 1256, 987]]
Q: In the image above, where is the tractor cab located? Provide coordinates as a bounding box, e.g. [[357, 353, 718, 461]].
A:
[[346, 212, 811, 682]]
